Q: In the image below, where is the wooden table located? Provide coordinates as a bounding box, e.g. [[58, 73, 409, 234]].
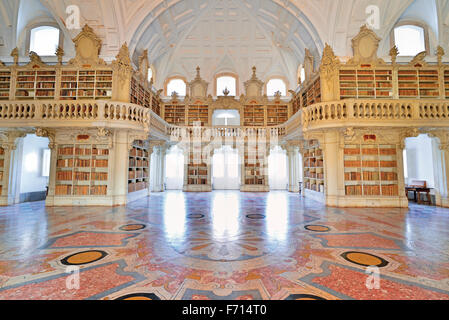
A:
[[405, 186, 431, 204]]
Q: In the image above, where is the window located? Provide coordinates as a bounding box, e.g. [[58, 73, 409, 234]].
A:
[[298, 66, 305, 84], [148, 68, 153, 83], [393, 25, 426, 56], [212, 110, 240, 126], [216, 76, 237, 96], [166, 78, 186, 96], [42, 149, 51, 177], [266, 78, 287, 96], [29, 26, 60, 56]]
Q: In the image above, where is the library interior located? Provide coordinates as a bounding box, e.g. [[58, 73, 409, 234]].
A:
[[0, 0, 449, 300]]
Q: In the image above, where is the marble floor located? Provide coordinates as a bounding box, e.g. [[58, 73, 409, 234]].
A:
[[0, 191, 449, 300]]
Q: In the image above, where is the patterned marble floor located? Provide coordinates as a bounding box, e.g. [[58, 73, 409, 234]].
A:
[[0, 191, 449, 300]]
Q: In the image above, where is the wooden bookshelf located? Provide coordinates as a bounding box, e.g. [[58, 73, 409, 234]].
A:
[[340, 68, 393, 99], [164, 104, 186, 125], [56, 144, 109, 196], [267, 105, 288, 126], [303, 140, 325, 193], [242, 143, 267, 187], [301, 77, 321, 108], [16, 70, 56, 99], [188, 105, 209, 126], [128, 140, 150, 193], [0, 147, 4, 195], [60, 69, 112, 100], [130, 77, 162, 116], [187, 149, 209, 186], [344, 144, 398, 196], [243, 105, 265, 127], [0, 70, 11, 100], [398, 69, 440, 99], [445, 70, 449, 99], [291, 94, 301, 115], [152, 96, 161, 116]]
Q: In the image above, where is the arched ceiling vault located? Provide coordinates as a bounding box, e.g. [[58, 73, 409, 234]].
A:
[[2, 0, 449, 93]]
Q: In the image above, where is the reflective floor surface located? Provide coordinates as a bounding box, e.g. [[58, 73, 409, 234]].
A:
[[1, 191, 449, 300]]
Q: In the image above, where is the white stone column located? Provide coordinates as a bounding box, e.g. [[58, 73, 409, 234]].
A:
[[287, 145, 300, 192]]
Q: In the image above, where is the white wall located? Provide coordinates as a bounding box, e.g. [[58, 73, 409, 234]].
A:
[[19, 134, 49, 194], [405, 134, 435, 188]]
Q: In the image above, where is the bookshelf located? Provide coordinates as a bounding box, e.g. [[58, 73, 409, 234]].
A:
[[60, 69, 113, 100], [152, 96, 161, 116], [301, 77, 321, 107], [242, 143, 267, 188], [344, 144, 398, 196], [56, 144, 109, 196], [243, 105, 265, 127], [445, 70, 449, 98], [15, 70, 56, 100], [303, 140, 325, 193], [128, 140, 150, 193], [292, 94, 301, 115], [0, 147, 4, 195], [0, 70, 11, 100], [398, 69, 440, 99], [188, 105, 209, 126], [164, 104, 186, 125], [187, 147, 209, 186], [339, 69, 393, 99], [267, 105, 288, 126]]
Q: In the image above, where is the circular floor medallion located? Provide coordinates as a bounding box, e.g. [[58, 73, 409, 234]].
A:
[[116, 293, 161, 300], [61, 250, 108, 266], [187, 214, 205, 220], [286, 294, 326, 300], [119, 224, 146, 231], [305, 225, 331, 232], [341, 251, 389, 268], [246, 214, 266, 220]]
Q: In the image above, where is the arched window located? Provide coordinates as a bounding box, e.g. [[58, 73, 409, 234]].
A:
[[148, 68, 153, 83], [216, 75, 237, 96], [166, 78, 187, 96], [29, 26, 60, 56], [393, 24, 427, 56], [266, 78, 287, 96]]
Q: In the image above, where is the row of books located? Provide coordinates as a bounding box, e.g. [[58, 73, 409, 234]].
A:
[[130, 148, 149, 157], [345, 184, 399, 196], [188, 178, 208, 185], [128, 170, 149, 179], [345, 160, 397, 168], [129, 159, 149, 167], [245, 178, 265, 185], [128, 181, 149, 193], [57, 171, 108, 181], [57, 159, 108, 168]]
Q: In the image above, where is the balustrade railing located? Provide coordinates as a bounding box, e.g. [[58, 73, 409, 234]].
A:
[[302, 99, 449, 128]]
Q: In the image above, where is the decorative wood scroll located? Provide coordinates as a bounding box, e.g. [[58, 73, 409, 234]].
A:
[[347, 25, 385, 66], [188, 66, 209, 98], [244, 66, 264, 97], [69, 24, 106, 67]]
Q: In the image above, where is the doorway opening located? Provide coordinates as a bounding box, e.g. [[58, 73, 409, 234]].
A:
[[11, 134, 50, 204], [212, 146, 240, 190], [404, 134, 444, 206], [165, 145, 185, 190], [212, 109, 240, 126], [268, 146, 288, 190]]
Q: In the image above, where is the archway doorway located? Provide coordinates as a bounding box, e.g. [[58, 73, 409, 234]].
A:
[[268, 146, 288, 190], [212, 109, 240, 126], [9, 134, 50, 204], [212, 146, 239, 190], [165, 145, 185, 190]]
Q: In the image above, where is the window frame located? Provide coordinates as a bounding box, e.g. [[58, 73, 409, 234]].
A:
[[164, 76, 188, 96], [390, 21, 430, 57], [214, 72, 239, 97], [265, 77, 288, 97], [27, 23, 63, 57]]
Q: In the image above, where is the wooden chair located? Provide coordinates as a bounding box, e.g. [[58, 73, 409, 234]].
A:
[[406, 180, 431, 205]]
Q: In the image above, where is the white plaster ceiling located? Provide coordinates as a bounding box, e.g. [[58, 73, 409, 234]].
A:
[[1, 0, 449, 94]]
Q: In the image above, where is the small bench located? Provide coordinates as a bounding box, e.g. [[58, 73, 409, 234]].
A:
[[405, 180, 432, 205]]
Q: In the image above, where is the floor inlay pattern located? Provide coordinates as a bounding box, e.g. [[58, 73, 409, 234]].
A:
[[0, 191, 449, 300]]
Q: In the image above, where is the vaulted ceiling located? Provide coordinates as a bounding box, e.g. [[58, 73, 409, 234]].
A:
[[1, 0, 449, 93]]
